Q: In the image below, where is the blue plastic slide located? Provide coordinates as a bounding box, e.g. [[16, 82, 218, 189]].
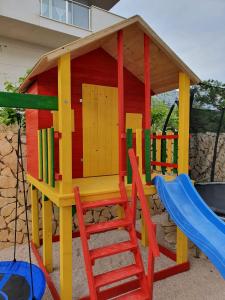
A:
[[153, 174, 225, 279]]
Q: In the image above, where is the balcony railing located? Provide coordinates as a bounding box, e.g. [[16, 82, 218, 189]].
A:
[[40, 0, 90, 30]]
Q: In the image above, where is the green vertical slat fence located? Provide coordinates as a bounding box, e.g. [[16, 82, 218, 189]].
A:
[[145, 129, 151, 183], [38, 130, 43, 181], [43, 129, 49, 184], [152, 132, 156, 170], [126, 129, 133, 184], [161, 138, 167, 175], [173, 130, 178, 174], [50, 127, 55, 187]]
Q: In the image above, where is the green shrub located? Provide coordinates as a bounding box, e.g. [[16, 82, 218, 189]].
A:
[[0, 70, 30, 126]]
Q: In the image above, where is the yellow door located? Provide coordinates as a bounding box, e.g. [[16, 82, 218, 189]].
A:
[[82, 84, 118, 177]]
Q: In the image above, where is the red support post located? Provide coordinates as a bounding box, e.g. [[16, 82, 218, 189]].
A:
[[118, 30, 125, 183], [144, 34, 152, 183], [144, 34, 151, 129]]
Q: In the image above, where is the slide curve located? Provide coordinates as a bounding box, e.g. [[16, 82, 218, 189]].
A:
[[153, 174, 225, 279]]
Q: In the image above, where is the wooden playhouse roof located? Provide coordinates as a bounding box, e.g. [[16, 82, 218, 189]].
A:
[[19, 15, 200, 94]]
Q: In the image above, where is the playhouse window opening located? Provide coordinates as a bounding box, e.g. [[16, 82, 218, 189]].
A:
[[41, 0, 90, 30]]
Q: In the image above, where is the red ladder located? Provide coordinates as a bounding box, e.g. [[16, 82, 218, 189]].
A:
[[74, 149, 159, 300]]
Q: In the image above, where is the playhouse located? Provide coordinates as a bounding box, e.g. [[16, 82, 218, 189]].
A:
[[0, 15, 204, 300]]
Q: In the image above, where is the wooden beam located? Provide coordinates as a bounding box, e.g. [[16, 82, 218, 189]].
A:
[[0, 92, 58, 110], [144, 34, 152, 184], [144, 34, 151, 129], [42, 129, 48, 184], [117, 30, 125, 183], [60, 206, 72, 300], [31, 186, 40, 248], [42, 195, 53, 273], [58, 53, 73, 300], [38, 130, 43, 181], [58, 53, 72, 194], [178, 72, 190, 174], [177, 72, 190, 264], [48, 128, 55, 187]]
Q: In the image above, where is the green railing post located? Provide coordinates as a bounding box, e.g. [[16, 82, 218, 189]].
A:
[[126, 129, 133, 184], [145, 129, 151, 183], [38, 130, 43, 181], [152, 132, 156, 170], [43, 128, 49, 184], [173, 130, 178, 174], [161, 137, 167, 175], [50, 127, 55, 187]]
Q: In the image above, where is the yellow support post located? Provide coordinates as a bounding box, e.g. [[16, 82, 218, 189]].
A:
[[60, 206, 72, 300], [47, 128, 52, 186], [42, 194, 53, 273], [167, 130, 173, 175], [141, 199, 150, 247], [136, 129, 143, 175], [42, 129, 48, 183], [53, 111, 59, 131], [156, 130, 162, 171], [58, 53, 73, 299], [177, 72, 190, 264], [58, 53, 72, 194], [136, 127, 149, 246], [117, 204, 125, 220], [31, 185, 40, 248]]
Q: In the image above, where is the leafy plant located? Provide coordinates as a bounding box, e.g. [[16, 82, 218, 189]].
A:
[[192, 79, 225, 111], [0, 70, 30, 126], [151, 97, 178, 132]]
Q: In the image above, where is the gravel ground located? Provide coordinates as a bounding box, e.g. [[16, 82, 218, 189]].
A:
[[0, 220, 224, 300]]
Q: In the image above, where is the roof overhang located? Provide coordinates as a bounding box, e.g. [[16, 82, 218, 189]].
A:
[[90, 0, 120, 10], [19, 16, 200, 94]]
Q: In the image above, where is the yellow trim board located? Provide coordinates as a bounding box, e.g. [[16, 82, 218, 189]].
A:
[[126, 113, 142, 131], [82, 84, 118, 177], [27, 173, 176, 207]]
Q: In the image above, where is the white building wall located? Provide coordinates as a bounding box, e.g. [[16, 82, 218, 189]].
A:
[[0, 36, 51, 91], [0, 0, 40, 25], [0, 0, 124, 36], [91, 6, 124, 32], [0, 0, 124, 90], [0, 0, 91, 37]]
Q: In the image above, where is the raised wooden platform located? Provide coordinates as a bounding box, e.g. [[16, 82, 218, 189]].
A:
[[27, 173, 176, 207]]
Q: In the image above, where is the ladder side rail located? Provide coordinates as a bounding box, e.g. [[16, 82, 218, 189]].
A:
[[74, 187, 98, 300], [128, 148, 159, 258]]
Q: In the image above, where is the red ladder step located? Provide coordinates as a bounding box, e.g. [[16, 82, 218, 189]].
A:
[[94, 264, 143, 289], [116, 288, 149, 300], [86, 218, 131, 235], [90, 241, 137, 262], [82, 197, 127, 211]]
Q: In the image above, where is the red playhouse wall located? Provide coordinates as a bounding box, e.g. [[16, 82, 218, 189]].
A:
[[26, 83, 53, 179], [26, 48, 145, 179]]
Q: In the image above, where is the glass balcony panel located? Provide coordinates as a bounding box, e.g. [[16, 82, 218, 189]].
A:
[[72, 2, 89, 30], [41, 0, 90, 30], [41, 0, 50, 17], [68, 2, 73, 24], [52, 0, 66, 22]]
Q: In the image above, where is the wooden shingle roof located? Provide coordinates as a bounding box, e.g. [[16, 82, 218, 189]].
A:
[[19, 15, 200, 94]]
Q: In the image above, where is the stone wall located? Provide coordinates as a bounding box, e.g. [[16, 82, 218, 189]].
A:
[[73, 193, 164, 231], [0, 124, 165, 248], [4, 128, 221, 249], [1, 123, 208, 258], [190, 132, 225, 182], [0, 125, 30, 248]]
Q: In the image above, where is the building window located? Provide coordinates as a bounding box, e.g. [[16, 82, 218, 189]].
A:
[[41, 0, 50, 17], [52, 0, 66, 22], [41, 0, 90, 30], [68, 1, 89, 29]]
